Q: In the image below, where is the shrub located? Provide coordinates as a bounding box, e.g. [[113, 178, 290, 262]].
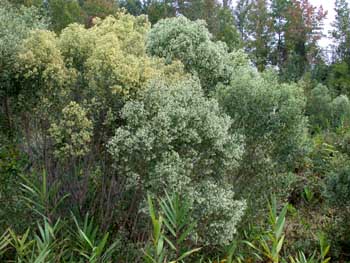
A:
[[108, 78, 245, 246]]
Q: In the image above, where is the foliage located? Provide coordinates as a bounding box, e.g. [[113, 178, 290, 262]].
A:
[[146, 16, 238, 94], [0, 142, 29, 231], [245, 196, 288, 263], [144, 193, 200, 263], [108, 79, 245, 246], [47, 0, 84, 33], [1, 2, 350, 262], [49, 102, 93, 159], [331, 0, 350, 63], [327, 62, 350, 97], [216, 68, 308, 178], [72, 214, 118, 262], [306, 84, 350, 130], [0, 0, 47, 135], [325, 164, 350, 208], [20, 170, 69, 222]]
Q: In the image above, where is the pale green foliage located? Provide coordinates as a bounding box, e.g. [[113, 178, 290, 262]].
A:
[[16, 29, 70, 91], [146, 16, 244, 93], [0, 0, 47, 96], [17, 12, 186, 104], [188, 179, 246, 245], [108, 79, 245, 245], [0, 0, 46, 62], [49, 101, 93, 158], [216, 68, 308, 174], [58, 13, 186, 100], [58, 23, 96, 70], [15, 12, 186, 150]]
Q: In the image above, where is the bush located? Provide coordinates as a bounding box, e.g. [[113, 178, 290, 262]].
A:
[[108, 78, 245, 246]]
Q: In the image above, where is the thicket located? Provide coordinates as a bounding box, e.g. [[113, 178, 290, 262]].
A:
[[1, 0, 350, 262]]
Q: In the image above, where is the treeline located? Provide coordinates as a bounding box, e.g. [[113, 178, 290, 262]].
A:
[[7, 0, 350, 83], [1, 0, 350, 262]]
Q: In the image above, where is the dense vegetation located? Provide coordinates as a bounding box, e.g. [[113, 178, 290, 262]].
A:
[[1, 0, 350, 262]]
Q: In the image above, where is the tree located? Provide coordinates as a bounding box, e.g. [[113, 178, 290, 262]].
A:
[[270, 0, 291, 68], [47, 0, 84, 32], [245, 0, 273, 71], [118, 0, 144, 16], [15, 12, 186, 154], [306, 84, 350, 131], [328, 0, 350, 100], [210, 7, 242, 51], [331, 0, 350, 63], [278, 0, 327, 80], [0, 0, 47, 136], [234, 0, 251, 41], [108, 78, 245, 246]]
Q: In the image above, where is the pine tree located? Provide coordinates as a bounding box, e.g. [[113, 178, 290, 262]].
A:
[[246, 0, 273, 71]]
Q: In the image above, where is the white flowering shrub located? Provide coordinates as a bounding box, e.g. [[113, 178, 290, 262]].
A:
[[108, 78, 245, 245], [188, 179, 246, 245]]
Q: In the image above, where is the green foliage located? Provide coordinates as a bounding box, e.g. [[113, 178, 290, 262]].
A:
[[7, 220, 64, 263], [20, 170, 69, 222], [289, 233, 331, 263], [158, 192, 195, 256], [306, 85, 333, 130], [245, 196, 288, 263], [108, 79, 245, 245], [144, 193, 201, 263], [0, 4, 348, 262], [216, 68, 308, 179], [327, 62, 350, 97], [325, 164, 350, 208], [82, 0, 119, 20], [0, 143, 28, 231], [0, 231, 11, 257], [307, 84, 350, 131], [0, 0, 47, 135], [331, 0, 350, 63], [0, 0, 47, 89], [47, 0, 84, 32], [15, 28, 70, 111], [146, 16, 239, 93], [72, 214, 117, 262]]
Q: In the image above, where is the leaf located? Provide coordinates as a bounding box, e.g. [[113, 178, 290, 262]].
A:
[[275, 205, 288, 239], [276, 235, 285, 254], [172, 247, 201, 262]]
